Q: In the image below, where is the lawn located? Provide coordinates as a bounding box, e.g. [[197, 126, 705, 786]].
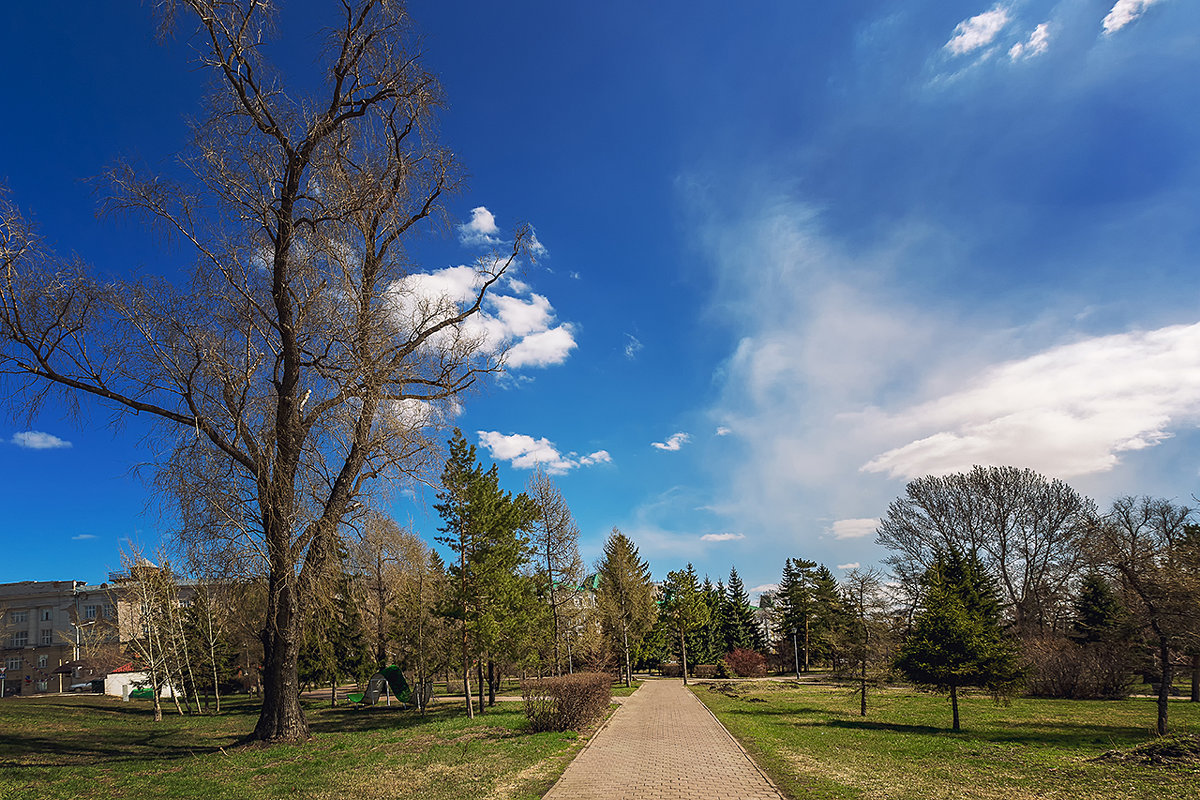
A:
[[693, 680, 1200, 800], [0, 693, 586, 800]]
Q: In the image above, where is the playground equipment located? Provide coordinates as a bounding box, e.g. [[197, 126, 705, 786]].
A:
[[348, 665, 410, 706]]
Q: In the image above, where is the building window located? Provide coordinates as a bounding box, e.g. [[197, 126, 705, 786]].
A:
[[5, 657, 20, 671], [11, 610, 27, 624], [35, 680, 48, 692], [103, 605, 115, 619], [84, 605, 97, 620], [40, 630, 52, 646], [40, 608, 53, 622], [11, 631, 28, 648], [36, 655, 48, 669]]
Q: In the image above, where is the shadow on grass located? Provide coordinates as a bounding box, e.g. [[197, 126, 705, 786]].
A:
[[823, 717, 1150, 745]]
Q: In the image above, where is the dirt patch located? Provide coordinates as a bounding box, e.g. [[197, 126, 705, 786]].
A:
[[1092, 734, 1200, 766]]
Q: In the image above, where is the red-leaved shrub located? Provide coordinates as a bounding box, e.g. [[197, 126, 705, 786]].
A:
[[724, 648, 768, 677], [521, 672, 613, 732]]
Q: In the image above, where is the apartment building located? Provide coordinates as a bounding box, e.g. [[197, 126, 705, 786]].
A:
[[0, 580, 118, 695]]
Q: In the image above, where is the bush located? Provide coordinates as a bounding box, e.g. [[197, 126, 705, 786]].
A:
[[724, 648, 768, 677], [1022, 635, 1131, 699], [693, 664, 720, 679], [521, 672, 613, 732], [660, 662, 681, 678]]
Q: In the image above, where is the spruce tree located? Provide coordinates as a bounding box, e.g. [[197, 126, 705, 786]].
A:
[[895, 549, 1021, 731], [723, 567, 762, 653], [596, 529, 656, 685], [662, 565, 710, 684]]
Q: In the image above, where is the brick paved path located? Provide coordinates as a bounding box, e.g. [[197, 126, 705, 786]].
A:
[[543, 679, 785, 800]]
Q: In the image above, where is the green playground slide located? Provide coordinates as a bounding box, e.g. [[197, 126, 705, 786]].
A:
[[350, 666, 411, 705]]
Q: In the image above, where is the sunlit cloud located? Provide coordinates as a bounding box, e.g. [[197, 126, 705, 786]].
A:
[[11, 431, 72, 450], [651, 432, 691, 451], [862, 322, 1200, 479], [837, 562, 861, 570], [701, 532, 745, 542], [946, 5, 1011, 56], [477, 430, 611, 474], [1103, 0, 1169, 34], [830, 519, 880, 540]]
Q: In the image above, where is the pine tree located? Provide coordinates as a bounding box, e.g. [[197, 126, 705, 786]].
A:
[[662, 564, 710, 684], [894, 549, 1021, 731], [779, 557, 818, 671], [596, 529, 656, 686], [434, 429, 534, 716]]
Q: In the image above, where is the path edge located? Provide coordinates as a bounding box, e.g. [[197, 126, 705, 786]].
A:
[[683, 681, 789, 800]]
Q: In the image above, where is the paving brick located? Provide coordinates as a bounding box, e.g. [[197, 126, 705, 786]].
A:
[[543, 679, 785, 800]]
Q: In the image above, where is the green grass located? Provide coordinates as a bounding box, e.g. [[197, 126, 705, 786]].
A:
[[693, 680, 1200, 800], [0, 694, 587, 800], [610, 680, 642, 697]]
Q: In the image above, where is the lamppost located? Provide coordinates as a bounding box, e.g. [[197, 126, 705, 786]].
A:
[[791, 626, 800, 680], [71, 620, 97, 663]]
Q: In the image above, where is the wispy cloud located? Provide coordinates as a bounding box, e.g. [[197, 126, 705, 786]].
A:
[[716, 426, 732, 436], [12, 431, 72, 450], [624, 334, 644, 360], [1009, 23, 1051, 60], [830, 519, 879, 540], [651, 432, 691, 451], [477, 430, 611, 474], [701, 532, 745, 542], [862, 322, 1200, 480], [71, 533, 97, 541], [1103, 0, 1168, 34], [837, 562, 861, 570], [946, 5, 1011, 56]]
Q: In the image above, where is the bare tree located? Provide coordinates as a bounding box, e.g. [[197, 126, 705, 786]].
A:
[[1092, 496, 1199, 735], [349, 511, 424, 665], [877, 465, 1095, 633], [840, 568, 891, 716], [526, 467, 583, 675], [0, 1, 528, 742]]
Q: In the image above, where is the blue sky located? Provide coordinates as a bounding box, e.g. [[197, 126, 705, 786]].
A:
[[2, 1, 1199, 599]]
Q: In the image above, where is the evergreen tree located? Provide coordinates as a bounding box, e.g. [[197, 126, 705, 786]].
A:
[[722, 567, 762, 653], [297, 571, 374, 706], [434, 429, 535, 716], [894, 549, 1021, 731], [1072, 572, 1125, 644], [810, 565, 844, 669], [596, 528, 657, 686], [779, 557, 817, 671], [662, 564, 710, 684]]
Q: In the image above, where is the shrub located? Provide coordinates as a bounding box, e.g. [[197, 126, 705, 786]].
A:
[[660, 662, 682, 678], [693, 664, 720, 679], [1022, 635, 1131, 700], [521, 672, 612, 732], [724, 648, 768, 677]]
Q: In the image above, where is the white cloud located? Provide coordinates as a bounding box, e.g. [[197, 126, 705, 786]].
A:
[[946, 5, 1011, 56], [458, 206, 502, 247], [390, 267, 576, 370], [71, 534, 97, 541], [701, 532, 745, 542], [837, 562, 861, 570], [862, 322, 1200, 480], [716, 426, 732, 436], [651, 432, 692, 451], [569, 271, 581, 280], [477, 431, 612, 474], [1009, 23, 1051, 60], [1103, 0, 1167, 34], [624, 334, 644, 359], [830, 518, 880, 540], [12, 431, 72, 450], [749, 583, 778, 595], [506, 325, 577, 367]]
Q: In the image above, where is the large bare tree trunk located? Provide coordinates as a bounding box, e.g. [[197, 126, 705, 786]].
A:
[[254, 578, 308, 742]]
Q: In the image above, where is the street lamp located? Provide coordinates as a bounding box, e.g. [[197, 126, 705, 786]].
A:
[[71, 619, 97, 663], [791, 626, 800, 680]]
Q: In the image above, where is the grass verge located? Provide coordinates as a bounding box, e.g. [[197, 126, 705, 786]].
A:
[[0, 693, 585, 800], [693, 680, 1200, 800]]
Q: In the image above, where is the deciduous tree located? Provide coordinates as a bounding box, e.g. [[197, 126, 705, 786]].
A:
[[0, 1, 530, 742]]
